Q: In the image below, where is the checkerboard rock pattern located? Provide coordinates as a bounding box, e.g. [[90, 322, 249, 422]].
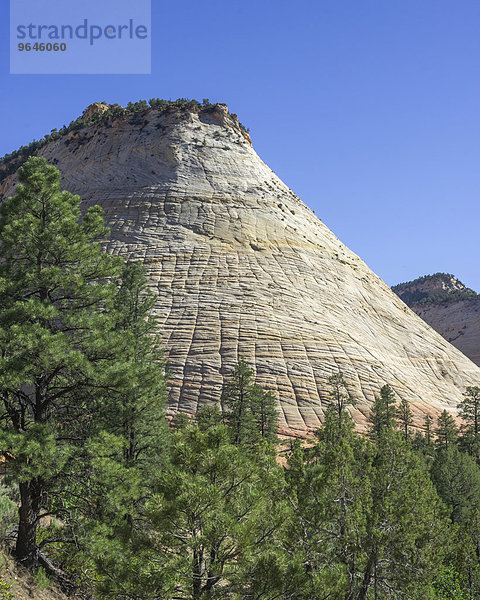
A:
[[2, 104, 480, 437]]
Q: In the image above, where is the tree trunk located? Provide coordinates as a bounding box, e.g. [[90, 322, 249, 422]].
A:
[[14, 478, 43, 567], [192, 547, 203, 599], [356, 552, 375, 600]]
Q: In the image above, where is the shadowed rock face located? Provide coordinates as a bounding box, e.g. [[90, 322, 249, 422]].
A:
[[393, 274, 480, 368], [2, 105, 480, 437]]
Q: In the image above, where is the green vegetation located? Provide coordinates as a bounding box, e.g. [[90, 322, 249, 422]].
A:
[[0, 580, 13, 600], [0, 157, 168, 568], [2, 160, 480, 598], [0, 484, 16, 540], [392, 273, 478, 306], [435, 410, 458, 450], [33, 566, 50, 589], [221, 357, 278, 446], [458, 386, 480, 457], [368, 383, 397, 438], [0, 98, 250, 180], [288, 413, 448, 599]]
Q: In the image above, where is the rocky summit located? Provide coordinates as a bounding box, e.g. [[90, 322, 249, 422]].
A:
[[2, 102, 480, 437], [393, 274, 480, 368]]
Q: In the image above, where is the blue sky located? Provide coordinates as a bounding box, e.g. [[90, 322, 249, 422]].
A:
[[1, 0, 479, 290]]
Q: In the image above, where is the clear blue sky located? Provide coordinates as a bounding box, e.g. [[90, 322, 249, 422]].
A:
[[1, 1, 479, 290]]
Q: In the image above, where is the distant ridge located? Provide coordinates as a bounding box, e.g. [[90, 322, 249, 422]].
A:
[[392, 273, 478, 307], [393, 274, 480, 367]]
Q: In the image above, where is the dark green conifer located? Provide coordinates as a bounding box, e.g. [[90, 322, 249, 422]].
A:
[[250, 385, 278, 443], [431, 446, 480, 526], [221, 358, 278, 445], [327, 371, 356, 424], [459, 386, 480, 436], [108, 261, 169, 470], [424, 414, 434, 446], [122, 421, 289, 600], [368, 384, 397, 439], [397, 396, 414, 440], [288, 410, 447, 599], [0, 157, 124, 566], [458, 386, 480, 457], [436, 410, 458, 450], [78, 264, 170, 589], [221, 358, 256, 444]]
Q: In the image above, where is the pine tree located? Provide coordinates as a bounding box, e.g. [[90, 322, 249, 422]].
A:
[[131, 422, 289, 600], [80, 262, 170, 587], [288, 410, 372, 599], [108, 261, 169, 470], [436, 410, 458, 450], [458, 386, 480, 457], [221, 358, 256, 444], [431, 446, 480, 526], [0, 157, 128, 566], [431, 447, 480, 597], [287, 413, 448, 599], [196, 404, 223, 431], [326, 371, 356, 430], [412, 414, 436, 460], [397, 397, 414, 440], [424, 414, 434, 446], [221, 358, 278, 445], [363, 429, 449, 599], [250, 385, 278, 443], [368, 384, 397, 439], [459, 387, 480, 436]]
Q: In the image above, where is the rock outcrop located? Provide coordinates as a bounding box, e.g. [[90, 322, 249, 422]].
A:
[[393, 274, 480, 368], [81, 101, 110, 122], [2, 104, 480, 437]]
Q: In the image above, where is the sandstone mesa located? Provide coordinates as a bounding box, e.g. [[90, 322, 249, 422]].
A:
[[2, 102, 479, 437]]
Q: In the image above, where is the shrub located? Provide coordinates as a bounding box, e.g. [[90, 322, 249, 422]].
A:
[[0, 98, 250, 180], [33, 567, 50, 590], [0, 579, 13, 600], [0, 483, 16, 542]]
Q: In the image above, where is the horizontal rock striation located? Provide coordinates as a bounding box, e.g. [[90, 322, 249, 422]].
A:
[[2, 104, 480, 436]]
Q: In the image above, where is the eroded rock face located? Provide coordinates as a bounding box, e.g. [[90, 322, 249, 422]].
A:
[[411, 301, 480, 368], [81, 102, 110, 121], [393, 275, 480, 368], [2, 106, 480, 437]]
